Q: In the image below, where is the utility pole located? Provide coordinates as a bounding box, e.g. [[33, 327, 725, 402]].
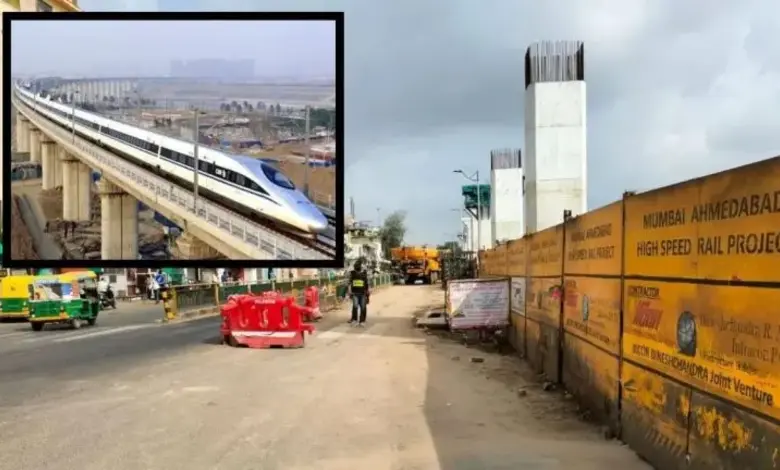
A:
[[475, 170, 481, 254], [193, 108, 200, 213], [303, 105, 311, 197], [71, 90, 79, 143]]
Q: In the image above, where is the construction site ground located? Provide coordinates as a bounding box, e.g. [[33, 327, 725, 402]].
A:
[[11, 179, 166, 260], [0, 285, 649, 470]]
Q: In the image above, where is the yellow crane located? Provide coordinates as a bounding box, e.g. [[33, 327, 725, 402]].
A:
[[390, 245, 441, 285]]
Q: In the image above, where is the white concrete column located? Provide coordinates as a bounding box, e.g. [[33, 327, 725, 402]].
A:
[[15, 115, 30, 152], [29, 128, 42, 163], [100, 180, 122, 259], [41, 140, 57, 190], [54, 146, 63, 188], [99, 180, 138, 260], [120, 194, 139, 259], [61, 160, 79, 221], [76, 162, 92, 221]]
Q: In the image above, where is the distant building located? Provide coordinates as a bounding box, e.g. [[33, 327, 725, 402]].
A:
[[169, 59, 255, 81]]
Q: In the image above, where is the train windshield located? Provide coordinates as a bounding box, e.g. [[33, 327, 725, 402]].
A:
[[261, 164, 296, 190]]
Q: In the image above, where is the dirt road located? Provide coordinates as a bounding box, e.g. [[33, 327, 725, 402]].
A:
[[0, 286, 650, 470]]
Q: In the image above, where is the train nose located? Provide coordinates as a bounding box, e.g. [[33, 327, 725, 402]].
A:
[[300, 203, 329, 232]]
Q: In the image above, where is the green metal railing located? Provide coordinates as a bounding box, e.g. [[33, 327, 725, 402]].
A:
[[164, 274, 393, 321]]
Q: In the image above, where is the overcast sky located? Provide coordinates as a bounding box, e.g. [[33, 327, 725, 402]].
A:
[[11, 19, 334, 78], [55, 0, 780, 244]]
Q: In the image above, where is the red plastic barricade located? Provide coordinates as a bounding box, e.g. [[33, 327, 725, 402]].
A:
[[220, 294, 314, 349], [296, 286, 322, 321]]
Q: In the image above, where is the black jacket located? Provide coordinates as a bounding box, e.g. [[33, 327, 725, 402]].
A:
[[349, 269, 370, 295]]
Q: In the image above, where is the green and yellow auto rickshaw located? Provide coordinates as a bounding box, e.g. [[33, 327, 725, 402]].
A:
[[0, 274, 39, 319], [28, 272, 100, 331]]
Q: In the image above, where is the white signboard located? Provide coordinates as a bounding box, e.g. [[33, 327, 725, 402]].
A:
[[511, 277, 526, 316], [447, 279, 510, 330]]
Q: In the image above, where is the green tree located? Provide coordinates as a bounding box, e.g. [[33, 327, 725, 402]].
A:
[[380, 211, 407, 260], [309, 107, 335, 130], [437, 240, 462, 254]]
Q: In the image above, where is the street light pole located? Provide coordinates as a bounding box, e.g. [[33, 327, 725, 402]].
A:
[[303, 105, 311, 197], [193, 108, 200, 213], [454, 169, 482, 270], [71, 90, 79, 143]]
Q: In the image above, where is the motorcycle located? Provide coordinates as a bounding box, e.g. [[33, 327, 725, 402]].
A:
[[99, 286, 116, 310]]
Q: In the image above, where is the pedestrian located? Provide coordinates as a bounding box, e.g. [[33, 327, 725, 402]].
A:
[[151, 272, 160, 303], [63, 221, 69, 238], [347, 258, 371, 327]]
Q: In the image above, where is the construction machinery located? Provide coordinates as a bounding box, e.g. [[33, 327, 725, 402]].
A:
[[390, 246, 441, 285]]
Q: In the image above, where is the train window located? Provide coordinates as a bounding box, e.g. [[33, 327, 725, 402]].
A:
[[249, 180, 265, 193], [150, 144, 159, 154], [236, 174, 246, 186], [261, 164, 296, 190], [185, 156, 194, 168], [198, 160, 210, 172], [160, 147, 172, 159]]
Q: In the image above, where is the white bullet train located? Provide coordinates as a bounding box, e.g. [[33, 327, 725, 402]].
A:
[[14, 83, 329, 235]]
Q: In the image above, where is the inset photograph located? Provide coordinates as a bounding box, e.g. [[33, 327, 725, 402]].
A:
[[4, 12, 342, 267]]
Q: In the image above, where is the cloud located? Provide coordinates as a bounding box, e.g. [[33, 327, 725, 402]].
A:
[[78, 0, 780, 244]]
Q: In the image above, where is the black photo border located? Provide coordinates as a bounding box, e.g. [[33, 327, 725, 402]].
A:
[[2, 10, 344, 270]]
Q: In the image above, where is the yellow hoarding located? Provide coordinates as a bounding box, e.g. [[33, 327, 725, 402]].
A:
[[624, 157, 780, 280], [526, 277, 561, 327], [564, 337, 621, 405], [562, 276, 621, 356], [506, 238, 526, 276], [564, 202, 623, 276], [528, 225, 564, 278], [622, 280, 780, 419], [493, 243, 507, 276]]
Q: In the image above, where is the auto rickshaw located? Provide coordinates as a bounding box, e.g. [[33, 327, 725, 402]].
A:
[[28, 271, 100, 331], [0, 274, 39, 320]]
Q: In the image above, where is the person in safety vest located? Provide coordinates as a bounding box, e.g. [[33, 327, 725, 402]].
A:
[[347, 258, 371, 327]]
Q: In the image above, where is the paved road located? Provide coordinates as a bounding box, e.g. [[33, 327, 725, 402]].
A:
[[0, 287, 649, 470]]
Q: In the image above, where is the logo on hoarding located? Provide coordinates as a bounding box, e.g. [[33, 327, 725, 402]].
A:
[[633, 301, 663, 330], [581, 295, 590, 322], [676, 311, 697, 357]]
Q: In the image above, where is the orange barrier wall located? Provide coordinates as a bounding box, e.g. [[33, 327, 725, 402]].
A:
[[477, 156, 780, 469], [561, 201, 623, 433]]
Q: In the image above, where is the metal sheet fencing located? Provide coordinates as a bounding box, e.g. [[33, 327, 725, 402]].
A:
[[477, 155, 780, 470]]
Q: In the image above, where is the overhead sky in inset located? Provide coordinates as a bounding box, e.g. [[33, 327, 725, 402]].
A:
[[63, 0, 780, 244], [11, 19, 335, 78]]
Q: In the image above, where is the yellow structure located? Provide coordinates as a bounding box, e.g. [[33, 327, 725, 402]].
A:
[[390, 245, 441, 284], [478, 155, 780, 470]]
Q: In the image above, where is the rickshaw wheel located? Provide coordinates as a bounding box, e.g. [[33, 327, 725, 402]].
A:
[[227, 335, 240, 348], [71, 318, 83, 330], [87, 318, 97, 326], [30, 322, 44, 332]]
